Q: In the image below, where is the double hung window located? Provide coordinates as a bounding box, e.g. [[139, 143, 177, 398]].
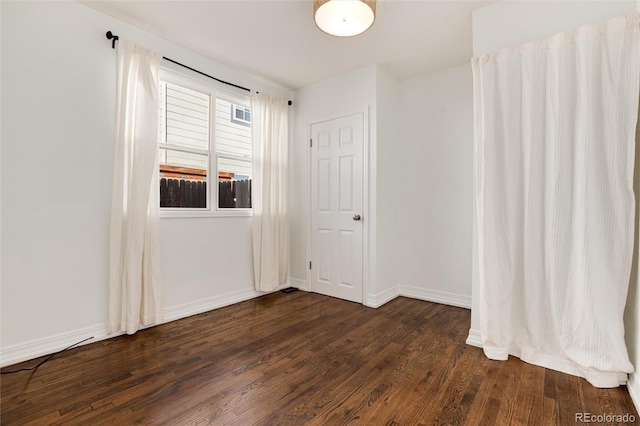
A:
[[158, 70, 252, 216]]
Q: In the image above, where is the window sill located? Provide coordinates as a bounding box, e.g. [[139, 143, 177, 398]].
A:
[[160, 209, 252, 219]]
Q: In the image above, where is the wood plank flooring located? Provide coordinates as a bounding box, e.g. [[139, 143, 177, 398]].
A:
[[1, 292, 637, 425]]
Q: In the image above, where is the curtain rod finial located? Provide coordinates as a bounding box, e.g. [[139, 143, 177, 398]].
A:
[[106, 31, 119, 49]]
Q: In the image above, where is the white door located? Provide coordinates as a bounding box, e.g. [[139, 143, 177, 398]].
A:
[[310, 112, 364, 303]]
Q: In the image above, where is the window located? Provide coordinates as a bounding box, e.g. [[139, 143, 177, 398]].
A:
[[230, 104, 251, 126], [158, 71, 252, 215]]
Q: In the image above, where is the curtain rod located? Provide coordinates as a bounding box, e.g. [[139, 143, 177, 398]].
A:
[[106, 31, 292, 106]]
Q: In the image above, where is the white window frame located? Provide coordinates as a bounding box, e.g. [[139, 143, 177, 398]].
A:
[[159, 67, 252, 219]]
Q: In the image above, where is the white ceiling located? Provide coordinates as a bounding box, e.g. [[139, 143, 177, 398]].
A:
[[82, 0, 495, 90]]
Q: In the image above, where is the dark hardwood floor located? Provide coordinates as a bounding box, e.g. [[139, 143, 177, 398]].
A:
[[1, 292, 637, 425]]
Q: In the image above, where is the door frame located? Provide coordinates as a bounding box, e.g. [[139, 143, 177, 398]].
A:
[[306, 106, 371, 305]]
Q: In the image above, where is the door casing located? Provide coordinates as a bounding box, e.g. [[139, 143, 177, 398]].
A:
[[306, 106, 371, 305]]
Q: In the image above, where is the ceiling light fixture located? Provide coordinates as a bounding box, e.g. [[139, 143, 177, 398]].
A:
[[314, 0, 376, 37]]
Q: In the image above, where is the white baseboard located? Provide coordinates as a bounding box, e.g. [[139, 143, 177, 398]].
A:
[[466, 328, 482, 348], [289, 277, 309, 291], [291, 277, 469, 311], [1, 287, 267, 368], [0, 323, 113, 368], [364, 285, 470, 310], [366, 286, 399, 308], [398, 285, 471, 309], [627, 373, 640, 413], [163, 287, 263, 323]]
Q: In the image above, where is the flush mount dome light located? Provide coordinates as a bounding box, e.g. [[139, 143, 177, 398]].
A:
[[314, 0, 376, 37]]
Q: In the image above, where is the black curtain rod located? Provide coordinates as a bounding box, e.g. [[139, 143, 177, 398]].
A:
[[106, 31, 292, 106]]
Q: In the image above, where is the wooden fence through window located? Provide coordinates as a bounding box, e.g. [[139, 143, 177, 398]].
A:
[[160, 178, 251, 209]]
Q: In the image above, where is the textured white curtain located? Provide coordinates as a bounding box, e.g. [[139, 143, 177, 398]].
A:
[[473, 14, 640, 387], [251, 92, 290, 292], [109, 40, 163, 335]]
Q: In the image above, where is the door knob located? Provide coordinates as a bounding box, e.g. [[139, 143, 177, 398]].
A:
[[353, 214, 361, 221]]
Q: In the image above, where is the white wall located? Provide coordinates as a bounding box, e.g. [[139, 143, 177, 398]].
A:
[[371, 67, 400, 305], [396, 63, 474, 308], [472, 1, 635, 56], [469, 0, 638, 402], [0, 0, 289, 367]]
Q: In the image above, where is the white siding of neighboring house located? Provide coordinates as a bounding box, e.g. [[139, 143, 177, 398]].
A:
[[158, 84, 252, 179], [159, 82, 210, 171]]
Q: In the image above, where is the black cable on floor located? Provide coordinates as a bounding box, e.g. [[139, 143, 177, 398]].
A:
[[1, 336, 94, 374]]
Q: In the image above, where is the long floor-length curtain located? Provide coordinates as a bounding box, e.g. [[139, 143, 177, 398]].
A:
[[473, 14, 640, 387], [251, 92, 289, 292], [109, 39, 163, 335]]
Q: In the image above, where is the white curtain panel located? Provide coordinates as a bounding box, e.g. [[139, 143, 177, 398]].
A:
[[251, 92, 290, 292], [473, 14, 640, 387], [109, 40, 163, 335]]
